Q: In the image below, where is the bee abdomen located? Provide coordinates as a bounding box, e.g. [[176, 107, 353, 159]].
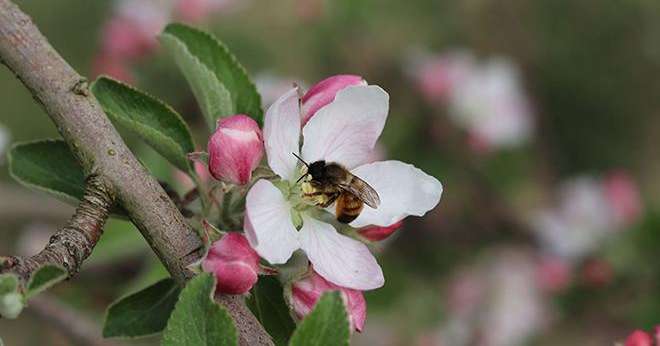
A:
[[336, 192, 364, 224]]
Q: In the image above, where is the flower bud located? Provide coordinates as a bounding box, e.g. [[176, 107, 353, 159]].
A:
[[624, 330, 653, 346], [357, 220, 403, 241], [289, 269, 366, 332], [202, 232, 260, 295], [301, 75, 366, 125], [208, 115, 264, 185]]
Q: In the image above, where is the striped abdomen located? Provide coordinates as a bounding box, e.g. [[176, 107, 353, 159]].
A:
[[335, 191, 364, 223]]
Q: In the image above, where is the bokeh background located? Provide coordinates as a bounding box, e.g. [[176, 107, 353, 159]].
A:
[[2, 0, 660, 345]]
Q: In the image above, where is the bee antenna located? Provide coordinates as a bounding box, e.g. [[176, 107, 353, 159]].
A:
[[295, 173, 308, 184], [291, 152, 309, 168]]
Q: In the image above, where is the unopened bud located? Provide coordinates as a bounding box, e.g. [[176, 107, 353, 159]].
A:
[[202, 232, 260, 295], [207, 115, 264, 185]]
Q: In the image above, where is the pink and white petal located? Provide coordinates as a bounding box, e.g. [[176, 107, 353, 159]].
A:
[[245, 179, 300, 264], [263, 87, 302, 181], [301, 85, 389, 169], [299, 215, 384, 290], [350, 160, 443, 228]]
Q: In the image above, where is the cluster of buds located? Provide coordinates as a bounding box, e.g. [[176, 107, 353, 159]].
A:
[[199, 74, 442, 333]]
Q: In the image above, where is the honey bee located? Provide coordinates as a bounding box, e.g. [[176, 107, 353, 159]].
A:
[[293, 153, 380, 223]]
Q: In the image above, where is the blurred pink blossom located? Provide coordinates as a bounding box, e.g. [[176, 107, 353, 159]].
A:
[[624, 329, 653, 346], [290, 268, 367, 332], [603, 170, 643, 227], [581, 258, 614, 287], [536, 256, 572, 293], [202, 232, 260, 295], [174, 0, 238, 23]]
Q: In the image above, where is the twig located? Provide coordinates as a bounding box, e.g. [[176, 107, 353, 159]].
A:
[[28, 293, 119, 346], [1, 175, 113, 282], [0, 1, 272, 344]]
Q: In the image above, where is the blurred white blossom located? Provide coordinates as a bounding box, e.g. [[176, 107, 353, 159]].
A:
[[532, 173, 642, 264], [433, 249, 548, 346], [408, 50, 534, 151]]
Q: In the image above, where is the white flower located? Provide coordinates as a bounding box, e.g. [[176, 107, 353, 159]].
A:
[[532, 176, 619, 262], [448, 56, 534, 150], [244, 82, 443, 290]]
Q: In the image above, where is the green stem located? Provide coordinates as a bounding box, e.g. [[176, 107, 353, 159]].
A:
[[191, 173, 211, 216]]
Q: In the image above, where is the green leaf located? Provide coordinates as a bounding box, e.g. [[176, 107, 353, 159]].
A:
[[103, 278, 181, 338], [0, 274, 18, 295], [8, 139, 85, 204], [162, 273, 237, 346], [91, 77, 195, 172], [246, 276, 296, 346], [26, 265, 67, 298], [160, 23, 263, 128], [289, 292, 350, 346]]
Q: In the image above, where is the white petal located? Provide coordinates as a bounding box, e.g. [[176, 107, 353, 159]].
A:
[[245, 179, 300, 264], [350, 160, 443, 228], [299, 215, 384, 290], [263, 87, 301, 181], [301, 85, 389, 169]]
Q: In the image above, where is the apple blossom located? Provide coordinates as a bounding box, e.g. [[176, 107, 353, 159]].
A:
[[208, 115, 264, 185], [300, 74, 366, 125], [244, 77, 443, 290], [289, 268, 366, 332], [202, 232, 260, 295]]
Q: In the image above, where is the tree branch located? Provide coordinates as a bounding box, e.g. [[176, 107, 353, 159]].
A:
[[28, 293, 119, 346], [1, 175, 113, 283], [0, 1, 272, 344]]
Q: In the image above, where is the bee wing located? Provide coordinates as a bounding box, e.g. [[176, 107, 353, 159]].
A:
[[339, 175, 380, 209]]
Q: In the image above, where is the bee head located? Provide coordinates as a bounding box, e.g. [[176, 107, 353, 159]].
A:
[[307, 160, 326, 179]]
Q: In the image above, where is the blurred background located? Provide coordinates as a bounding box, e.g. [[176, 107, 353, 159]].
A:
[[1, 0, 660, 345]]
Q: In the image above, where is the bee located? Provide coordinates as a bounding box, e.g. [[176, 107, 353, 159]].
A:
[[293, 153, 380, 223]]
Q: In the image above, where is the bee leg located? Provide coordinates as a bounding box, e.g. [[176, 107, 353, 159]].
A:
[[318, 192, 340, 208]]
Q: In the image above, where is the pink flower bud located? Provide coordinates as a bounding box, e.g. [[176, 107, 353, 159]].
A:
[[653, 326, 660, 344], [301, 75, 366, 125], [290, 269, 366, 332], [208, 115, 264, 185], [202, 232, 260, 295], [357, 220, 403, 241], [624, 330, 653, 346]]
